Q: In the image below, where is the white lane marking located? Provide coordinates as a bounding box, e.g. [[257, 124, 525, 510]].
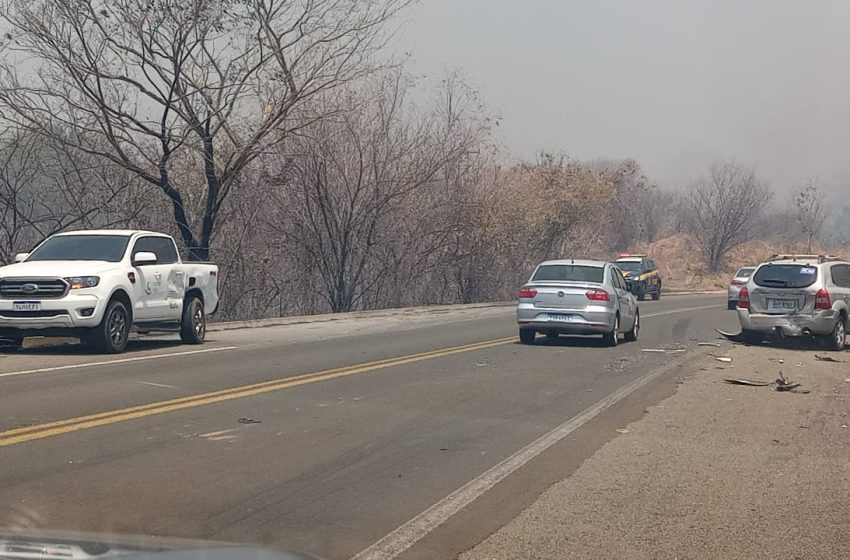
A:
[[199, 428, 239, 438], [352, 354, 697, 560], [137, 381, 180, 389], [643, 304, 718, 318], [0, 346, 238, 380]]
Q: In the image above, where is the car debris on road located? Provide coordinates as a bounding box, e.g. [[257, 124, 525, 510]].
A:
[[723, 372, 808, 393], [815, 354, 844, 363]]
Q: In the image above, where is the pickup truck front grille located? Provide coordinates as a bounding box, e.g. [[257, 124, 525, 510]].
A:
[[0, 278, 69, 299]]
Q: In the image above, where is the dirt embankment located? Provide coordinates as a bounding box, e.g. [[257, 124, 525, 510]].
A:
[[641, 234, 850, 292]]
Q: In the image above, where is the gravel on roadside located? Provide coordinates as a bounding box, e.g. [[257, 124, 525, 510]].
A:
[[462, 342, 850, 560]]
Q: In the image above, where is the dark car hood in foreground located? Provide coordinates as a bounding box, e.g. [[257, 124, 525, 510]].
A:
[[0, 530, 320, 560]]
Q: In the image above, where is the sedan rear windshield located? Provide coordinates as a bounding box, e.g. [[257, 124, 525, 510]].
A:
[[753, 264, 818, 288], [28, 235, 130, 263], [736, 267, 755, 278], [532, 264, 604, 283]]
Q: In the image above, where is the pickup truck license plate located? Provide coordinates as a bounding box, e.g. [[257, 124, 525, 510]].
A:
[[548, 314, 573, 322], [13, 301, 41, 312], [767, 299, 796, 312]]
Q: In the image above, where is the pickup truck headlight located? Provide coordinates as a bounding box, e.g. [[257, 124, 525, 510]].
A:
[[65, 276, 100, 290]]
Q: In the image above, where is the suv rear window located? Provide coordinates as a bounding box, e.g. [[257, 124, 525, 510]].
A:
[[753, 264, 818, 288], [532, 265, 604, 283]]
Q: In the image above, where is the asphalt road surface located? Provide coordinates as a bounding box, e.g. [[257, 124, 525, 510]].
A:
[[0, 295, 738, 560]]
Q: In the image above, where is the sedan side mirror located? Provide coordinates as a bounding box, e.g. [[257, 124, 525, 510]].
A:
[[14, 252, 29, 263], [132, 251, 158, 266]]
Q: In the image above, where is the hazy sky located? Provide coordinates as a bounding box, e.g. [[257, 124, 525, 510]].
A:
[[400, 0, 850, 192]]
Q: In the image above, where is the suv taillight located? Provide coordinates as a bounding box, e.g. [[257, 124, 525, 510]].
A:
[[519, 288, 537, 299], [737, 287, 750, 309], [815, 288, 832, 310]]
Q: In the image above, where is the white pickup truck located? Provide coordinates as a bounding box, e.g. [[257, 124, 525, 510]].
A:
[[0, 230, 219, 353]]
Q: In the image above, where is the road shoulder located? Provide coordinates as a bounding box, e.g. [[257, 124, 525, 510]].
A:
[[462, 342, 850, 560]]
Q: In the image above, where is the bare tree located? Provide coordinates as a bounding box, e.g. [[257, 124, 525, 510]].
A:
[[685, 161, 771, 272], [793, 179, 829, 253], [0, 129, 145, 263], [267, 71, 487, 313], [0, 0, 409, 259]]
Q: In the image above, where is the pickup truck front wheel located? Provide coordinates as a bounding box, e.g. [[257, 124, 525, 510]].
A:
[[180, 296, 206, 345], [88, 299, 131, 354]]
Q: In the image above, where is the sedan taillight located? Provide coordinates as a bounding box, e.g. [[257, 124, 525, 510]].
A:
[[519, 288, 537, 299], [586, 289, 610, 302]]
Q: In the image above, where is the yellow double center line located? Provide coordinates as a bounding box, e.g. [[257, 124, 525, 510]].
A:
[[0, 337, 515, 448]]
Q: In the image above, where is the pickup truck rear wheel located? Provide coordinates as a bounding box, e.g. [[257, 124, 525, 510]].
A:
[[0, 335, 23, 352], [90, 299, 130, 354], [180, 296, 206, 344]]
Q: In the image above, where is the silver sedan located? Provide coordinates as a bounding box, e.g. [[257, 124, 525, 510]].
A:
[[516, 259, 640, 346]]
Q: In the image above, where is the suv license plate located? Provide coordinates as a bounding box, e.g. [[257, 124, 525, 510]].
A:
[[548, 314, 573, 323], [13, 301, 41, 312], [767, 299, 796, 312]]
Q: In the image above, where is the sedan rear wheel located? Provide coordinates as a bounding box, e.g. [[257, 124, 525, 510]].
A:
[[519, 328, 536, 345], [603, 315, 619, 347], [624, 311, 640, 342]]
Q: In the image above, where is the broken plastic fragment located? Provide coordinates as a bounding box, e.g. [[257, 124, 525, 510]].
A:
[[724, 378, 771, 386]]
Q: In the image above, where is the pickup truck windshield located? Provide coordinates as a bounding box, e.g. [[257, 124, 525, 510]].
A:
[[28, 235, 130, 262], [532, 265, 604, 283]]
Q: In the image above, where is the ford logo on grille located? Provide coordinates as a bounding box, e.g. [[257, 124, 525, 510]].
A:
[[21, 283, 38, 294]]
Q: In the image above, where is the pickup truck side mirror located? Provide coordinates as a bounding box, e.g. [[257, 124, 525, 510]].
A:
[[14, 252, 29, 263], [132, 251, 158, 266]]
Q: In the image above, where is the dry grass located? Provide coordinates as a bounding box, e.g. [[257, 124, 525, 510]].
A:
[[634, 234, 850, 292]]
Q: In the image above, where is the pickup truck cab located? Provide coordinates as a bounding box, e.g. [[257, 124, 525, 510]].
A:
[[0, 230, 219, 353]]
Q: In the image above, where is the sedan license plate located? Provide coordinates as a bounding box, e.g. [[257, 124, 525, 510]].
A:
[[548, 314, 573, 323], [767, 299, 796, 313], [13, 301, 41, 312]]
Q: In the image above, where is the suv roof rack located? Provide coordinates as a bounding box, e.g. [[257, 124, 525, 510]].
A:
[[766, 254, 841, 263]]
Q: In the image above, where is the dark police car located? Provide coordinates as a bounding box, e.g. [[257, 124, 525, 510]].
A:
[[614, 254, 662, 301]]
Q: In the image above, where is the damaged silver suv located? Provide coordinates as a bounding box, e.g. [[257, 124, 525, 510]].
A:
[[737, 254, 849, 351]]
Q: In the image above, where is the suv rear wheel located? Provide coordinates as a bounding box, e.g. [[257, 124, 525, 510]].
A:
[[825, 317, 846, 352], [741, 329, 762, 345]]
